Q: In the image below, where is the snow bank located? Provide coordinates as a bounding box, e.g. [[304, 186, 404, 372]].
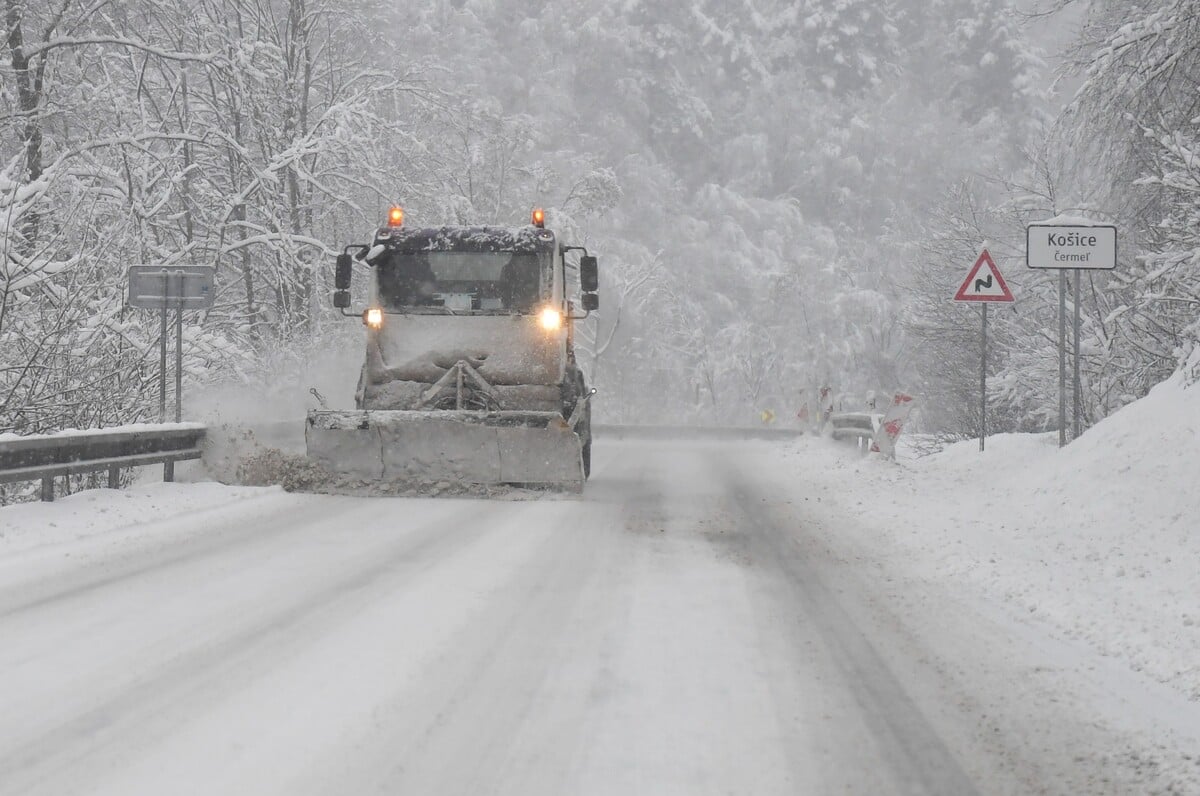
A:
[[792, 371, 1200, 701], [0, 482, 277, 556]]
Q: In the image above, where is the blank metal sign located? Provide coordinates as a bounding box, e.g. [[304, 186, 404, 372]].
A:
[[127, 265, 215, 309]]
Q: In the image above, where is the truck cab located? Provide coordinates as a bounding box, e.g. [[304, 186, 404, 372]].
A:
[[319, 208, 599, 484]]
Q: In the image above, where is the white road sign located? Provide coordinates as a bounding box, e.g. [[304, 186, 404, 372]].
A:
[[1027, 224, 1117, 270]]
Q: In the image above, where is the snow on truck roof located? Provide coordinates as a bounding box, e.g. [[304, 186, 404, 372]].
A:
[[373, 225, 556, 253]]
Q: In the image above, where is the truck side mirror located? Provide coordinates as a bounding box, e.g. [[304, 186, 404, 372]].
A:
[[335, 253, 353, 290], [581, 292, 599, 311], [333, 290, 351, 309], [579, 255, 598, 292]]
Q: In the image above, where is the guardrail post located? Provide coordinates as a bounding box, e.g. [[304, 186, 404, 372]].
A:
[[108, 465, 120, 489], [164, 461, 174, 482], [40, 476, 54, 502]]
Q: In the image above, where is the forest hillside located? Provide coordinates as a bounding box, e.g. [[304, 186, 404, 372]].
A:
[[2, 0, 1197, 433]]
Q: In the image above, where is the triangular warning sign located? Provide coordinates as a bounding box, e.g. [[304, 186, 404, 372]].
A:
[[955, 249, 1014, 303]]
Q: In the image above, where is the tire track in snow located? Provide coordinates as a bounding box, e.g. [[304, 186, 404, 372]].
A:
[[726, 476, 980, 795], [293, 500, 628, 795], [0, 492, 339, 618], [0, 498, 501, 795], [0, 496, 437, 677]]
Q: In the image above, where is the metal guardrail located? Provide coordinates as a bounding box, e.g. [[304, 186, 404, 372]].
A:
[[0, 424, 206, 501], [594, 424, 805, 441], [239, 420, 809, 444]]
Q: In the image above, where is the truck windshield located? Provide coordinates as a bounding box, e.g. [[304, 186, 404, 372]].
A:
[[377, 251, 543, 312]]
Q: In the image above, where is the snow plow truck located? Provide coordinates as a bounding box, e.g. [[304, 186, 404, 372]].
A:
[[305, 207, 599, 490]]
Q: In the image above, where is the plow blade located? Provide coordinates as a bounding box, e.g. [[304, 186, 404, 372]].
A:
[[306, 410, 584, 490]]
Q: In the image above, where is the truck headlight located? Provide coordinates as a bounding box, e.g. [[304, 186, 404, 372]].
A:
[[538, 307, 563, 331], [364, 307, 384, 329]]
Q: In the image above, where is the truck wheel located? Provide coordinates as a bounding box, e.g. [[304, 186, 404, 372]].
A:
[[579, 401, 592, 479]]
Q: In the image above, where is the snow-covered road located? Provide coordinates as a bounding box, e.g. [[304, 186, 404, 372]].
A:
[[1, 437, 1196, 794]]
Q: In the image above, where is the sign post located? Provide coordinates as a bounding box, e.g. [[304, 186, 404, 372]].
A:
[[1027, 222, 1117, 445], [1059, 272, 1066, 446], [127, 265, 215, 476], [1073, 272, 1081, 439], [174, 272, 184, 423], [159, 303, 168, 422], [954, 248, 1014, 452]]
